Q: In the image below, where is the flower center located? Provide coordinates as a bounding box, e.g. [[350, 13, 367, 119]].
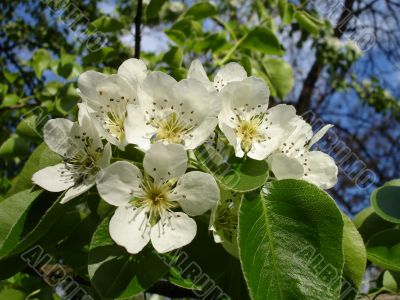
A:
[[152, 112, 193, 144], [215, 202, 238, 242], [96, 105, 126, 142], [131, 179, 177, 225], [62, 134, 103, 185], [235, 117, 263, 153]]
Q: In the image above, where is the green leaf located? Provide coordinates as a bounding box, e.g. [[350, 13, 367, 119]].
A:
[[16, 115, 40, 138], [192, 32, 227, 53], [163, 46, 183, 68], [32, 49, 51, 78], [280, 2, 295, 25], [0, 193, 65, 260], [353, 207, 395, 243], [146, 0, 167, 18], [1, 94, 19, 107], [382, 270, 400, 292], [241, 26, 284, 56], [88, 217, 168, 299], [0, 135, 31, 158], [367, 228, 400, 272], [341, 214, 367, 300], [164, 29, 186, 45], [0, 288, 26, 300], [294, 11, 322, 36], [7, 143, 62, 196], [371, 180, 400, 224], [165, 18, 201, 46], [3, 70, 18, 83], [194, 144, 269, 192], [91, 16, 123, 33], [241, 55, 252, 76], [184, 2, 217, 20], [238, 179, 344, 300], [0, 190, 43, 255], [82, 47, 118, 64], [262, 57, 294, 99]]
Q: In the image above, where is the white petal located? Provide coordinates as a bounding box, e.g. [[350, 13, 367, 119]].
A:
[[247, 127, 284, 160], [174, 79, 220, 125], [78, 103, 107, 142], [219, 122, 244, 158], [109, 206, 150, 254], [172, 171, 220, 216], [143, 142, 187, 182], [43, 118, 74, 156], [32, 163, 75, 192], [268, 153, 304, 180], [95, 74, 136, 105], [124, 104, 154, 151], [183, 117, 218, 150], [97, 161, 142, 206], [60, 181, 94, 204], [173, 79, 220, 150], [220, 76, 269, 110], [74, 114, 103, 153], [150, 212, 196, 253], [282, 118, 313, 152], [117, 58, 147, 85], [77, 71, 107, 100], [267, 104, 298, 125], [187, 59, 209, 84], [214, 62, 247, 91], [142, 71, 177, 107], [97, 143, 112, 169], [302, 151, 338, 189], [309, 124, 334, 148]]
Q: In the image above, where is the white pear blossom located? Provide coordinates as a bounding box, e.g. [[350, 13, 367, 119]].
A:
[[96, 142, 220, 254], [345, 40, 363, 57], [268, 119, 338, 189], [77, 58, 148, 149], [209, 189, 241, 258], [187, 59, 247, 92], [32, 117, 111, 204], [124, 72, 220, 151], [326, 37, 343, 50], [218, 76, 298, 160]]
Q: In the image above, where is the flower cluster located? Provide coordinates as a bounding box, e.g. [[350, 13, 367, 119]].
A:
[[32, 58, 338, 255]]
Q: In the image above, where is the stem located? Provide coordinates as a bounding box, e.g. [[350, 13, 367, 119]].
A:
[[217, 34, 247, 66], [212, 16, 237, 40], [134, 0, 143, 59]]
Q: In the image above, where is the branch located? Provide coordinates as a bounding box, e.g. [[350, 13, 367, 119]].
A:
[[295, 0, 355, 115], [134, 0, 143, 59]]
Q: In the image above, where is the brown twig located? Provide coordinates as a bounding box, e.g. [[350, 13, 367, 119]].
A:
[[134, 0, 143, 59]]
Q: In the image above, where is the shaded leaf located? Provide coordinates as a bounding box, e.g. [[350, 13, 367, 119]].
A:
[[88, 217, 168, 299], [353, 207, 395, 243], [91, 16, 124, 33], [367, 229, 400, 272], [147, 0, 168, 18], [0, 190, 43, 256], [0, 135, 31, 158], [195, 144, 269, 192], [7, 143, 62, 196], [371, 180, 400, 224]]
